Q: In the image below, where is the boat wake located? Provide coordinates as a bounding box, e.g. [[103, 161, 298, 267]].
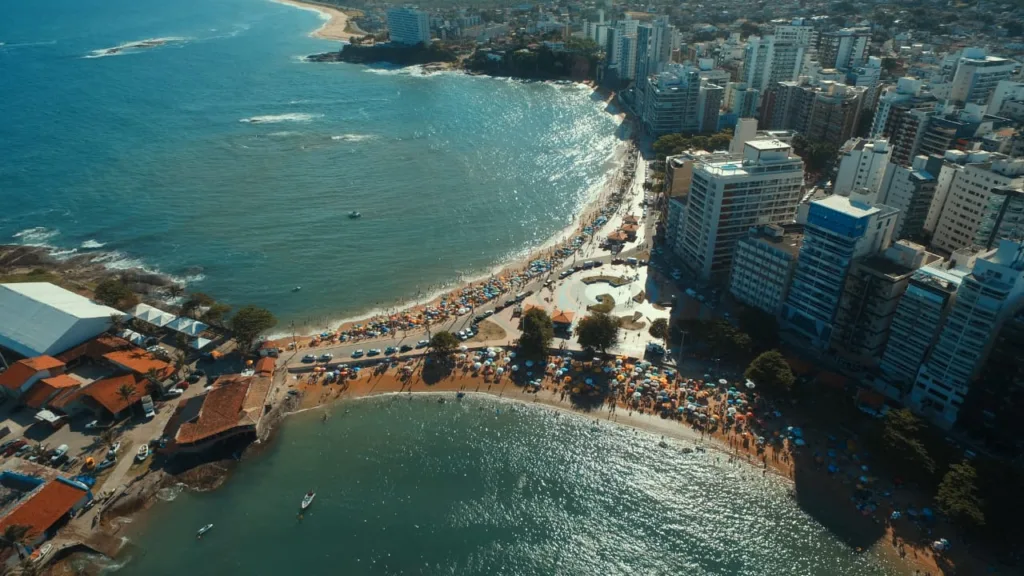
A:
[[155, 483, 185, 502], [239, 113, 321, 124], [84, 37, 188, 58], [330, 134, 374, 142]]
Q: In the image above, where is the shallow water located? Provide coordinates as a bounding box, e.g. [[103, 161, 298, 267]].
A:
[[0, 0, 622, 328], [118, 396, 899, 576]]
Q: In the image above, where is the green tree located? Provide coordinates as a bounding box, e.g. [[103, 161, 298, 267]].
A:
[[518, 308, 554, 357], [428, 331, 459, 361], [882, 409, 936, 476], [649, 318, 669, 341], [0, 524, 30, 559], [229, 306, 277, 353], [707, 133, 731, 151], [737, 307, 779, 352], [744, 350, 795, 394], [936, 461, 985, 528], [108, 313, 127, 335], [117, 382, 138, 407], [94, 278, 137, 309], [689, 135, 709, 152], [165, 284, 184, 301], [180, 292, 216, 317], [708, 320, 752, 361], [143, 368, 163, 387], [200, 302, 232, 327], [652, 134, 691, 158], [576, 311, 619, 353]]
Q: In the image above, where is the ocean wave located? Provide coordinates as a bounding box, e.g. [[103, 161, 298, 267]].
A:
[[267, 131, 301, 137], [84, 36, 188, 59], [239, 113, 321, 124], [330, 134, 374, 142], [81, 239, 106, 249], [12, 226, 58, 245], [0, 40, 57, 50]]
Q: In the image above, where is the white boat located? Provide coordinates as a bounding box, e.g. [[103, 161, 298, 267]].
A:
[[301, 491, 315, 510], [135, 445, 149, 462], [348, 211, 361, 219], [196, 524, 213, 538]]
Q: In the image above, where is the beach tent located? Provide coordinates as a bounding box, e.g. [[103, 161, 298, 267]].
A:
[[128, 303, 177, 328], [189, 337, 212, 350], [167, 317, 208, 336], [118, 329, 147, 346]]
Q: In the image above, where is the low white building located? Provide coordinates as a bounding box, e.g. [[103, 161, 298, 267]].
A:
[[0, 282, 123, 358], [729, 224, 803, 316]]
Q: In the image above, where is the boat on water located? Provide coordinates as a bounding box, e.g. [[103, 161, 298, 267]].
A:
[[196, 524, 214, 539], [301, 491, 315, 510], [456, 392, 465, 399], [292, 286, 302, 292], [136, 445, 149, 462], [348, 211, 361, 219]]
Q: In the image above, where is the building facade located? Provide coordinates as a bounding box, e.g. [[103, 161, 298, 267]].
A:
[[930, 155, 1024, 253], [877, 155, 944, 241], [949, 48, 1015, 106], [729, 224, 803, 315], [387, 7, 430, 45], [834, 138, 892, 197]]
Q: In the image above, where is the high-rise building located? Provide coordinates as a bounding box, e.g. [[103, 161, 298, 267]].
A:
[[759, 80, 816, 134], [870, 78, 937, 141], [387, 7, 431, 45], [879, 261, 969, 392], [817, 27, 870, 70], [782, 196, 899, 350], [986, 80, 1024, 116], [930, 155, 1024, 253], [729, 224, 803, 316], [742, 35, 809, 96], [949, 48, 1015, 106], [724, 82, 760, 118], [831, 241, 940, 366], [679, 141, 805, 281], [834, 138, 892, 197], [912, 239, 1024, 429], [760, 80, 864, 149], [640, 64, 721, 136], [877, 155, 944, 241]]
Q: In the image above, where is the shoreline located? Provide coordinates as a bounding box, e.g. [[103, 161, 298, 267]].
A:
[[270, 0, 361, 41]]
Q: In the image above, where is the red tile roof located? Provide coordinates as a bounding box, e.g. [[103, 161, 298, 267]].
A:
[[22, 375, 80, 409], [176, 375, 253, 445], [57, 335, 131, 364], [23, 356, 65, 371], [551, 310, 575, 324], [102, 349, 174, 380], [48, 386, 85, 411], [0, 479, 88, 539], [254, 357, 275, 376], [0, 363, 37, 391], [623, 215, 640, 225], [81, 374, 146, 415]]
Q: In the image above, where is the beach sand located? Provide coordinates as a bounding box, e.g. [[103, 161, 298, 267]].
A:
[[271, 0, 362, 41]]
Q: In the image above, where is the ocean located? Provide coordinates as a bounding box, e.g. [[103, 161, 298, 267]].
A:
[[0, 0, 623, 330], [108, 396, 899, 576]]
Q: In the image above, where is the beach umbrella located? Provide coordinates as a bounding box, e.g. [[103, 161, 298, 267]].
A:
[[509, 352, 516, 358], [548, 363, 557, 370], [585, 378, 593, 385], [459, 345, 469, 352], [485, 360, 493, 367], [511, 365, 519, 372], [633, 392, 641, 398], [488, 350, 497, 358], [718, 378, 727, 385], [794, 438, 806, 446], [496, 367, 505, 375], [526, 360, 534, 367], [745, 379, 756, 389], [472, 362, 482, 370]]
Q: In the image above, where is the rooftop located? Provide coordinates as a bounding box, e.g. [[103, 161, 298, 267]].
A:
[[102, 349, 174, 380], [81, 373, 145, 415], [0, 282, 122, 357], [0, 478, 88, 539], [175, 375, 272, 446], [255, 356, 276, 376], [813, 195, 898, 219], [551, 310, 575, 324], [22, 374, 80, 409], [0, 357, 64, 391]]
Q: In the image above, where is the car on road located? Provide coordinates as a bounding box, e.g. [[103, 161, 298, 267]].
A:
[[367, 349, 381, 356], [302, 354, 316, 363], [108, 442, 122, 458], [2, 440, 26, 457], [416, 340, 429, 349], [351, 350, 364, 358], [164, 388, 184, 398], [482, 310, 494, 318], [384, 346, 398, 355], [319, 353, 333, 362], [50, 444, 69, 465], [399, 344, 413, 353]]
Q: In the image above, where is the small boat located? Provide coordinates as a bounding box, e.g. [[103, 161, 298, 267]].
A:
[[301, 491, 315, 510], [456, 392, 465, 399], [196, 524, 214, 539], [135, 445, 149, 462], [348, 211, 361, 219], [292, 286, 302, 292]]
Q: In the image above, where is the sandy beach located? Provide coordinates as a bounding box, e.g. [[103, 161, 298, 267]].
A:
[[271, 0, 362, 41]]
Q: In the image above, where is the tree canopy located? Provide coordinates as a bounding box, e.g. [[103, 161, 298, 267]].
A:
[[744, 350, 795, 394], [649, 318, 669, 341], [94, 278, 138, 309], [936, 461, 985, 528], [652, 130, 736, 159], [428, 331, 459, 360], [576, 311, 619, 353], [229, 306, 277, 353], [882, 409, 936, 477], [736, 307, 780, 352], [518, 308, 554, 357]]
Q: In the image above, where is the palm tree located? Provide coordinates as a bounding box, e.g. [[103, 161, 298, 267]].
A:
[[1, 524, 31, 560], [117, 382, 137, 407], [99, 428, 117, 450], [173, 350, 188, 377], [165, 284, 184, 301], [108, 313, 126, 335]]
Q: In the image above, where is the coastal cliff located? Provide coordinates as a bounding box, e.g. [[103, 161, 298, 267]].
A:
[[306, 43, 457, 65]]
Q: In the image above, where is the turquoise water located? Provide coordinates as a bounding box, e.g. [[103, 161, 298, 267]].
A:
[[0, 0, 622, 329], [114, 396, 898, 575]]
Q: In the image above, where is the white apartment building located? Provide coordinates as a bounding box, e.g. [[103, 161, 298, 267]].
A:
[[782, 196, 899, 350], [387, 7, 430, 45], [641, 64, 722, 136], [870, 78, 934, 139], [912, 239, 1024, 429], [834, 138, 892, 197], [949, 48, 1016, 106], [930, 154, 1024, 253], [818, 27, 870, 70], [987, 80, 1024, 116], [879, 262, 968, 390], [742, 36, 808, 96], [877, 155, 944, 240], [729, 224, 803, 315], [679, 141, 805, 281]]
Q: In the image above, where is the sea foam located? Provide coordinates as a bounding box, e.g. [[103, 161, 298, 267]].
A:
[[84, 37, 188, 59], [12, 226, 58, 245], [239, 113, 321, 124], [81, 239, 106, 249]]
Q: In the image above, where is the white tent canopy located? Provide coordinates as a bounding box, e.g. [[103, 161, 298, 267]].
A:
[[118, 329, 147, 346], [168, 317, 208, 336], [189, 337, 212, 350], [128, 303, 177, 328]]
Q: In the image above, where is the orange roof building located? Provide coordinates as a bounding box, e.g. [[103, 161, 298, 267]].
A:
[[21, 374, 81, 409], [0, 356, 65, 396], [607, 230, 628, 243], [175, 375, 273, 449], [551, 310, 575, 325], [57, 334, 131, 364], [80, 374, 146, 416], [623, 214, 640, 225], [0, 479, 89, 542], [102, 349, 174, 380], [255, 357, 276, 376]]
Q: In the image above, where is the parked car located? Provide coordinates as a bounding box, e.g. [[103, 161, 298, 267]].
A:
[[2, 440, 27, 457], [367, 349, 381, 357], [302, 354, 317, 363], [164, 388, 184, 398], [351, 350, 364, 358], [384, 347, 398, 355], [31, 543, 52, 564], [84, 420, 107, 430], [50, 444, 69, 465], [108, 442, 122, 457], [416, 340, 429, 349], [319, 353, 333, 362], [399, 344, 413, 353]]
